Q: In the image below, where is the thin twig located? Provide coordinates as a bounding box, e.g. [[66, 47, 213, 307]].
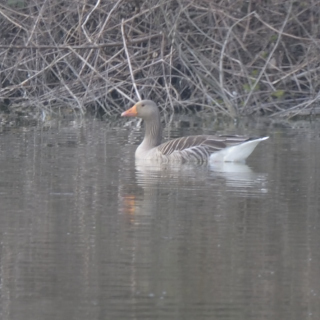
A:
[[81, 0, 101, 43], [121, 18, 141, 101], [243, 1, 293, 109]]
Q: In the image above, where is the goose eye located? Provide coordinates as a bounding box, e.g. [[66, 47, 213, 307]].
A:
[[141, 104, 145, 107]]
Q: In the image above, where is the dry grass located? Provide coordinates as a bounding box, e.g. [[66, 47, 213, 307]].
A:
[[1, 0, 320, 119]]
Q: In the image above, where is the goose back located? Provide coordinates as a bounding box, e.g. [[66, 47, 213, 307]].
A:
[[144, 135, 267, 163]]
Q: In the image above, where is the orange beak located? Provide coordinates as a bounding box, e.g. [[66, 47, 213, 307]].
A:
[[121, 105, 138, 117]]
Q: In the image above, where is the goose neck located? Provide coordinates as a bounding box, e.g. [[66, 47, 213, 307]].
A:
[[142, 116, 162, 150]]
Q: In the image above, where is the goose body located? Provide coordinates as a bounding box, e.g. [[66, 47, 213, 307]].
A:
[[121, 100, 268, 163]]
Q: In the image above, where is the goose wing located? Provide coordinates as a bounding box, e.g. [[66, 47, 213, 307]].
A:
[[157, 135, 252, 155]]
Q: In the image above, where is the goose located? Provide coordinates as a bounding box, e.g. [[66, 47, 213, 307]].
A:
[[121, 100, 268, 162]]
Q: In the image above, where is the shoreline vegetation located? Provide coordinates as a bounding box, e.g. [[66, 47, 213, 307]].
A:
[[1, 0, 320, 124]]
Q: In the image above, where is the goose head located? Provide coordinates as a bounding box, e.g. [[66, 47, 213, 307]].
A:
[[121, 100, 159, 120]]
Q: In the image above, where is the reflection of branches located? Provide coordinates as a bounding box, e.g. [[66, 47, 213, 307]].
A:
[[1, 0, 320, 118]]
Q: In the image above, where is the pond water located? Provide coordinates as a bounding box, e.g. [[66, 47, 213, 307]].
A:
[[0, 115, 320, 320]]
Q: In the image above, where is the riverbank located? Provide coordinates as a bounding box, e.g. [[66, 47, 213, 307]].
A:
[[1, 0, 320, 120]]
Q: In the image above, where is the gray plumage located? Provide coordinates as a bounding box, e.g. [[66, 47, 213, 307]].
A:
[[121, 100, 268, 163]]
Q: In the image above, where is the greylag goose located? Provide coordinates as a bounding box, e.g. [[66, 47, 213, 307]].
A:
[[121, 100, 268, 162]]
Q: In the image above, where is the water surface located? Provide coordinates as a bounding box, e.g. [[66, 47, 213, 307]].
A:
[[0, 117, 319, 320]]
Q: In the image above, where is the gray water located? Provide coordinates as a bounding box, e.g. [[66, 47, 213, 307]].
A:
[[0, 116, 320, 320]]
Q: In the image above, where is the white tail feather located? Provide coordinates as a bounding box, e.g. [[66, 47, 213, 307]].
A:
[[209, 137, 269, 162]]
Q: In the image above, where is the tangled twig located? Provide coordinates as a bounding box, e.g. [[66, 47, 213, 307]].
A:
[[0, 0, 320, 119]]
